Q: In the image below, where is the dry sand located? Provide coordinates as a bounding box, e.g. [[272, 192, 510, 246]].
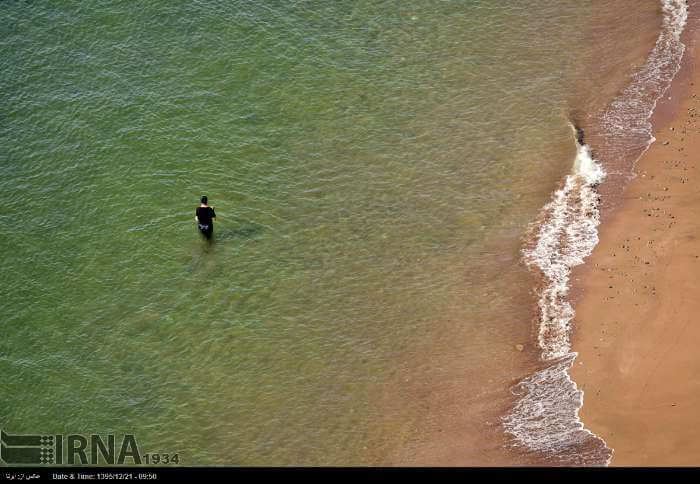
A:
[[570, 22, 700, 466]]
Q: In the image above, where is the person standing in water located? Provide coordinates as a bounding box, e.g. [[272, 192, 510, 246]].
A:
[[195, 195, 216, 240]]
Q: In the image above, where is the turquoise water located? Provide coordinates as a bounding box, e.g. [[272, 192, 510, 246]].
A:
[[1, 0, 663, 465]]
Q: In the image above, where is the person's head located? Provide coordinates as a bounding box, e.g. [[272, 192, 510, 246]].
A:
[[201, 195, 208, 205]]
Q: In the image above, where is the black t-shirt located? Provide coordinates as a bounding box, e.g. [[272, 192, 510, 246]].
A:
[[196, 206, 216, 225]]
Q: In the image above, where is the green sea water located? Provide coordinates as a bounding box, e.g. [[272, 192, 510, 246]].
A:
[[1, 0, 662, 465]]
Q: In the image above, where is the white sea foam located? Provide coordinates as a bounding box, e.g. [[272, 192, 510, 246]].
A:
[[503, 0, 687, 466], [501, 131, 612, 465], [502, 355, 611, 465], [524, 134, 605, 361], [600, 0, 688, 173]]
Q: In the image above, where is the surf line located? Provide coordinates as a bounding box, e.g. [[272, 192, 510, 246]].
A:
[[502, 0, 688, 466], [502, 126, 611, 466]]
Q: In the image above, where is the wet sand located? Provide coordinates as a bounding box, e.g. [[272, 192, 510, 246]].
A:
[[570, 21, 700, 466]]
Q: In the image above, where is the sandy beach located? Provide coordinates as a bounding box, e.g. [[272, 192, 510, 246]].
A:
[[570, 15, 700, 466]]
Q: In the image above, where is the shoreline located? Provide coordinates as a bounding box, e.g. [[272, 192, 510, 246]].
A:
[[570, 6, 700, 466], [500, 1, 691, 466]]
